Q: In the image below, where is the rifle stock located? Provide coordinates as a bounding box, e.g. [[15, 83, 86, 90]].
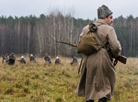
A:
[[116, 55, 127, 64], [72, 44, 77, 47]]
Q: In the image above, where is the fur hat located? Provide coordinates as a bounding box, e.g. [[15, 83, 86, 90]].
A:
[[21, 56, 24, 58], [97, 5, 113, 19]]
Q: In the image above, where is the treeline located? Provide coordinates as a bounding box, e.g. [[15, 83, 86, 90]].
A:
[[0, 11, 137, 57], [114, 15, 138, 57], [0, 11, 91, 57]]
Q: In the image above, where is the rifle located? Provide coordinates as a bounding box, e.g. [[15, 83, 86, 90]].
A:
[[54, 41, 77, 47], [116, 55, 127, 64], [55, 41, 127, 64]]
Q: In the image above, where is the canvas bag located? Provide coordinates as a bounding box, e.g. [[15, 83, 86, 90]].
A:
[[77, 22, 102, 55]]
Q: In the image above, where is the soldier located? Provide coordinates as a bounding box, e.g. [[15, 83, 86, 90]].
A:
[[8, 53, 16, 65], [30, 54, 36, 62], [2, 53, 9, 63], [70, 56, 77, 65], [75, 5, 122, 102], [2, 54, 5, 63], [55, 56, 61, 64], [44, 53, 51, 64], [5, 53, 9, 63], [18, 56, 26, 64]]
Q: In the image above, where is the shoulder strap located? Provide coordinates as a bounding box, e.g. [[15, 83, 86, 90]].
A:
[[94, 23, 105, 48]]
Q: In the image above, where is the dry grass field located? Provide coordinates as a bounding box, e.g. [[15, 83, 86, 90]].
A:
[[0, 57, 138, 102]]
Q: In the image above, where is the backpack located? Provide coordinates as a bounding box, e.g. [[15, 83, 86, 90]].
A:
[[77, 22, 102, 55]]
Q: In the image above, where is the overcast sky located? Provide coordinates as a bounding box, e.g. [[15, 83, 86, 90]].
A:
[[0, 0, 138, 19]]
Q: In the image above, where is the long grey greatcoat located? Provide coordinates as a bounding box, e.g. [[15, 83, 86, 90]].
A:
[[75, 19, 122, 101]]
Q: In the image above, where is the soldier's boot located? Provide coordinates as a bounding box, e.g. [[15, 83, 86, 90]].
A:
[[98, 97, 108, 102]]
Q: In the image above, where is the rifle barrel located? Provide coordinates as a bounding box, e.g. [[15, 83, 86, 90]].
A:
[[55, 41, 77, 47]]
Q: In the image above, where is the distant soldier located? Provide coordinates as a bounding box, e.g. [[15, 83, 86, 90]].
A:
[[2, 54, 5, 63], [70, 56, 78, 65], [18, 56, 26, 64], [44, 54, 51, 64], [8, 53, 16, 65], [55, 56, 61, 64], [2, 53, 9, 63], [5, 53, 9, 63], [30, 54, 36, 62]]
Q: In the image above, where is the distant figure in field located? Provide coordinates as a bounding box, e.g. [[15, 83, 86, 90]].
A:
[[44, 53, 51, 64], [70, 56, 78, 65], [2, 54, 5, 63], [30, 54, 36, 63], [8, 53, 16, 65], [18, 56, 26, 64], [55, 56, 61, 64], [2, 53, 9, 63]]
